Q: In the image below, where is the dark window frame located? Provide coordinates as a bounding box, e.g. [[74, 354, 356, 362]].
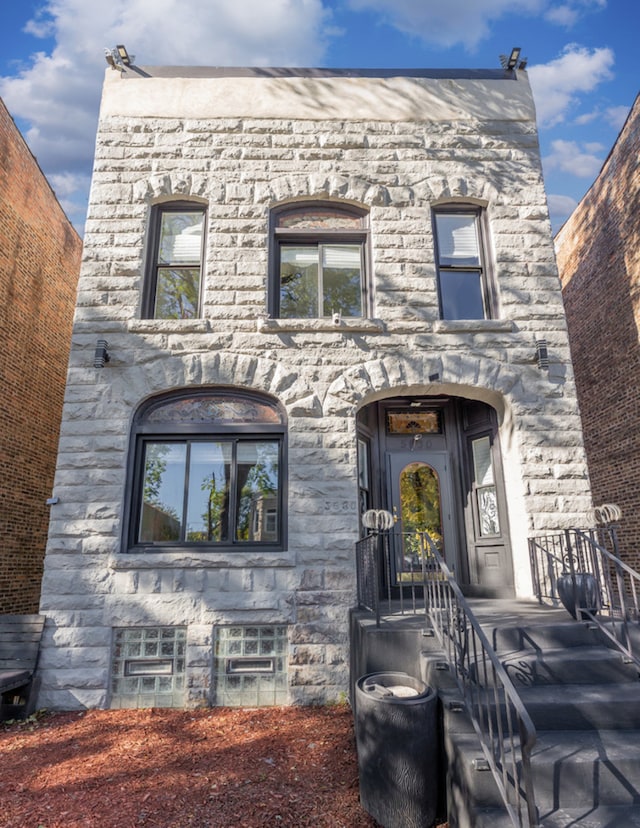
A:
[[432, 206, 494, 321], [142, 201, 207, 320], [125, 389, 287, 553], [268, 201, 370, 319]]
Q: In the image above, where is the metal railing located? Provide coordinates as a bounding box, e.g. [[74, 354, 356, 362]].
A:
[[529, 526, 640, 666], [355, 528, 430, 624], [355, 528, 539, 827], [422, 534, 538, 828]]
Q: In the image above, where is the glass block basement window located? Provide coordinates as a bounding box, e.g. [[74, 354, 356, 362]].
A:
[[215, 625, 288, 707], [111, 627, 186, 708]]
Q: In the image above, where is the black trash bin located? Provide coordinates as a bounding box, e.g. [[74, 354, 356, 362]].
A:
[[354, 671, 438, 828]]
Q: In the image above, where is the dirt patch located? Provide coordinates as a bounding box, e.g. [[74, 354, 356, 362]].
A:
[[2, 705, 384, 827]]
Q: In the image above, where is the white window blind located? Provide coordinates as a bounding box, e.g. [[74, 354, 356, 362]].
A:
[[436, 214, 480, 265], [171, 221, 203, 263]]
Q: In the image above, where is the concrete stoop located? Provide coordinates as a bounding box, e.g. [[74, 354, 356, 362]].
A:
[[425, 618, 640, 828]]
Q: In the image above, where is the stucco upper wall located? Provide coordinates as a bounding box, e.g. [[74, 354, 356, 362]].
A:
[[100, 67, 535, 123]]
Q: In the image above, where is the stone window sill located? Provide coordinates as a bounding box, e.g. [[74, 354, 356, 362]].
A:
[[257, 317, 385, 334], [433, 319, 515, 334], [109, 551, 296, 570], [128, 319, 210, 334]]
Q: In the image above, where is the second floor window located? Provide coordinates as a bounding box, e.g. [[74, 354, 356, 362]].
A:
[[144, 203, 206, 319], [434, 209, 489, 320], [269, 202, 369, 319]]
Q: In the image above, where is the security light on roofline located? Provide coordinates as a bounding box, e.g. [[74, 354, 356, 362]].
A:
[[104, 45, 135, 71], [116, 45, 132, 66], [500, 47, 521, 71]]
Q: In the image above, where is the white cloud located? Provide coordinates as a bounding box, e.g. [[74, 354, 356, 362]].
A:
[[347, 0, 544, 50], [543, 139, 603, 178], [346, 0, 606, 48], [574, 110, 599, 125], [574, 103, 631, 130], [605, 104, 631, 130], [547, 193, 578, 231], [0, 0, 334, 230], [544, 5, 578, 26], [544, 0, 606, 27], [528, 44, 614, 127]]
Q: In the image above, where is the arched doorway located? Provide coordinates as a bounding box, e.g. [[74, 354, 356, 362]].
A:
[[356, 395, 514, 597]]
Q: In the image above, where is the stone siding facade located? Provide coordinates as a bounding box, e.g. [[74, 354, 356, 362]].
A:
[[37, 68, 592, 709], [0, 97, 82, 613], [555, 93, 640, 569]]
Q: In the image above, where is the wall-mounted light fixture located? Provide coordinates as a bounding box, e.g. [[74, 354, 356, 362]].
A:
[[535, 339, 549, 370], [500, 47, 521, 71], [94, 339, 110, 368]]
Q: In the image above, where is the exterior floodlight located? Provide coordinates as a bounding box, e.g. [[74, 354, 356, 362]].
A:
[[116, 45, 131, 66], [500, 47, 521, 71], [104, 45, 135, 71]]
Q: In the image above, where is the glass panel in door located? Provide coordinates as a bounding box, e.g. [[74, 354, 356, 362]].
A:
[[398, 462, 442, 581], [388, 451, 455, 585]]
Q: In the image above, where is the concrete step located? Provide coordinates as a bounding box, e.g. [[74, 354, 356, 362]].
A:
[[471, 645, 640, 688], [441, 680, 640, 733], [443, 681, 640, 729], [457, 802, 611, 827], [519, 682, 640, 730], [447, 728, 640, 811], [488, 621, 602, 653], [468, 804, 640, 827]]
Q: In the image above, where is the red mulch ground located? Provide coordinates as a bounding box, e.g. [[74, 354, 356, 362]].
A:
[[1, 705, 447, 828]]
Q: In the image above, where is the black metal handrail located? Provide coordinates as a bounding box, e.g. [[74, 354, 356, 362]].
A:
[[355, 528, 539, 827], [529, 526, 640, 666], [421, 534, 538, 828], [355, 528, 430, 624]]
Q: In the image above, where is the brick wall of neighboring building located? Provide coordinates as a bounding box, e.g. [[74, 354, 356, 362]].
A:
[[555, 93, 640, 569], [0, 98, 82, 613]]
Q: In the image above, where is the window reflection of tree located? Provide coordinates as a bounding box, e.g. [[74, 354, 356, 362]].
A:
[[141, 443, 182, 542], [400, 463, 443, 564]]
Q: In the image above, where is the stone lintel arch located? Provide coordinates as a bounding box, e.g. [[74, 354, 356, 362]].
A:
[[133, 172, 211, 203], [259, 173, 388, 211], [425, 176, 499, 207], [119, 351, 322, 427], [325, 353, 525, 424]]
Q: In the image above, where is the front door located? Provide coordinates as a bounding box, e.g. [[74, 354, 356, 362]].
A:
[[387, 451, 457, 583]]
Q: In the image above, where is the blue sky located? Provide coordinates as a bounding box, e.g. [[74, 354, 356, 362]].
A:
[[0, 0, 636, 235]]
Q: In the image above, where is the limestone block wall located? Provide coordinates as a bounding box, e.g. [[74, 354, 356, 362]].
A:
[[37, 69, 592, 710]]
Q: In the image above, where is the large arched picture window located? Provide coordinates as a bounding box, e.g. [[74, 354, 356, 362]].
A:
[[269, 201, 369, 319], [128, 390, 286, 550]]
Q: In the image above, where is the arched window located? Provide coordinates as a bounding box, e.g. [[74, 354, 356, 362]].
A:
[[142, 201, 206, 319], [269, 202, 369, 319], [127, 390, 286, 550]]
